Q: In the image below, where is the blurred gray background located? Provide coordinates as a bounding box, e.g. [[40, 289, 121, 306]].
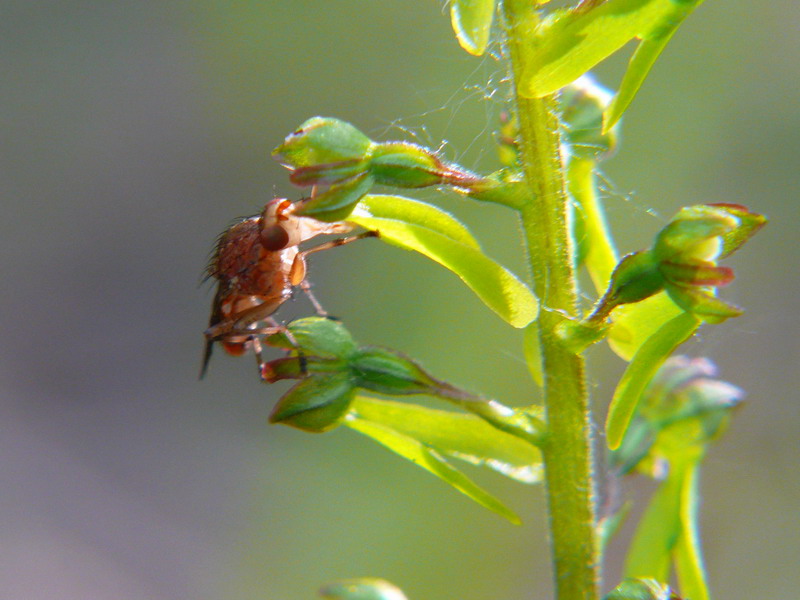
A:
[[1, 1, 797, 599]]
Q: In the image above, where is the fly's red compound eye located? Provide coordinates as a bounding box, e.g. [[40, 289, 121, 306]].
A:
[[260, 223, 291, 251]]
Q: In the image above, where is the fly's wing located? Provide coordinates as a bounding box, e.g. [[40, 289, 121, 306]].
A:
[[199, 281, 228, 379]]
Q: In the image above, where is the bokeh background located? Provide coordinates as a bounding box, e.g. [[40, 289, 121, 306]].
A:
[[1, 1, 797, 599]]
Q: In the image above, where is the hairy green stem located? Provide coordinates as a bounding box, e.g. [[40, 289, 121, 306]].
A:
[[501, 2, 599, 600]]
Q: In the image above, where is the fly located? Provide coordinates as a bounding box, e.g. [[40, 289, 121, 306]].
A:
[[200, 197, 377, 378]]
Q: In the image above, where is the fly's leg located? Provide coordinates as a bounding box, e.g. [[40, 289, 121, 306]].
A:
[[236, 318, 309, 380], [299, 230, 380, 261], [289, 229, 380, 315], [204, 298, 284, 340], [299, 279, 328, 317]]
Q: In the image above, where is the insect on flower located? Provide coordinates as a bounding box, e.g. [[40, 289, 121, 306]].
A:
[[200, 197, 377, 378]]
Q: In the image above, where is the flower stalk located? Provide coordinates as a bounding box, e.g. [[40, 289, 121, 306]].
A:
[[502, 1, 599, 599]]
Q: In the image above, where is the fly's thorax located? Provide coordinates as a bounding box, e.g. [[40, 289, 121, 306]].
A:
[[213, 217, 261, 282]]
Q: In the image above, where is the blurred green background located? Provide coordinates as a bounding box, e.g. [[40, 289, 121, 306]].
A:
[[1, 1, 797, 599]]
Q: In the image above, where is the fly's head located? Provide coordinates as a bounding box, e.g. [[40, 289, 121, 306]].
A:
[[260, 198, 302, 251], [260, 198, 354, 252]]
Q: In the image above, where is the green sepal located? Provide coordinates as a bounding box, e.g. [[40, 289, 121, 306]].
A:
[[708, 203, 768, 258], [608, 292, 683, 361], [653, 205, 737, 263], [604, 578, 679, 600], [288, 159, 368, 186], [320, 578, 408, 600], [370, 142, 443, 187], [261, 356, 347, 383], [266, 316, 358, 359], [273, 116, 372, 167], [268, 372, 355, 432], [351, 396, 542, 484], [665, 285, 743, 323], [344, 415, 522, 524], [295, 173, 375, 222], [606, 312, 700, 449], [658, 261, 733, 287], [450, 0, 496, 56], [348, 195, 538, 328]]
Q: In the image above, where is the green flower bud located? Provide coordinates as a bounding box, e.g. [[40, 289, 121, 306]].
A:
[[270, 316, 357, 359], [653, 205, 738, 264], [273, 117, 372, 169], [612, 356, 743, 474], [560, 74, 620, 161], [589, 204, 763, 324], [640, 356, 743, 423], [268, 372, 355, 432]]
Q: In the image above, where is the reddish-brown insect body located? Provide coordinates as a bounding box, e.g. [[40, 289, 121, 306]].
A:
[[200, 198, 376, 378]]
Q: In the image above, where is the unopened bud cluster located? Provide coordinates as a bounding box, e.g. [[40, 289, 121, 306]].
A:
[[263, 318, 472, 432], [273, 117, 481, 220]]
